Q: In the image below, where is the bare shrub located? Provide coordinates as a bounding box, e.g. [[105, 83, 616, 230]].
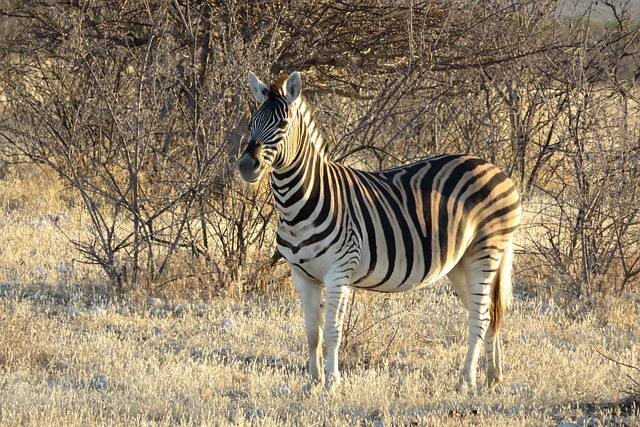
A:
[[0, 1, 267, 293], [1, 0, 639, 302], [519, 3, 640, 299]]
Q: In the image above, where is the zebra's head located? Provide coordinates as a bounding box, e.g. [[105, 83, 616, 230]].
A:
[[236, 71, 302, 183]]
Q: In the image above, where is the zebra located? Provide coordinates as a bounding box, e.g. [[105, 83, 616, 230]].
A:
[[236, 71, 522, 392]]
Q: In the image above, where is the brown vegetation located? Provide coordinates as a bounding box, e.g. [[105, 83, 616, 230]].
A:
[[0, 0, 639, 425], [1, 0, 639, 298]]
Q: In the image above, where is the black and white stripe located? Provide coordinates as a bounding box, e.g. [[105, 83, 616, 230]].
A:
[[237, 71, 522, 391]]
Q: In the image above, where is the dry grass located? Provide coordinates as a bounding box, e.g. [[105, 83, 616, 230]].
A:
[[0, 166, 638, 426]]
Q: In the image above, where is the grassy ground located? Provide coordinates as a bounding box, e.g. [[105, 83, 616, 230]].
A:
[[0, 166, 638, 426]]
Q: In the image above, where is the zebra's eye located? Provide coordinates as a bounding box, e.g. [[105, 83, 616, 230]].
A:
[[278, 119, 290, 129]]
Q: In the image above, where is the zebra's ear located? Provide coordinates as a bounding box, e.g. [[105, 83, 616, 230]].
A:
[[285, 71, 301, 104], [248, 71, 269, 104]]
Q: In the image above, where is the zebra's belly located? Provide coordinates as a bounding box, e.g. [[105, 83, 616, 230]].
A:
[[349, 262, 450, 293], [277, 216, 460, 291], [279, 244, 350, 283], [282, 242, 451, 293]]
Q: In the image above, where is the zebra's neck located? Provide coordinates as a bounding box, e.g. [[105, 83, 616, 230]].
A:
[[271, 99, 331, 222], [298, 99, 327, 156]]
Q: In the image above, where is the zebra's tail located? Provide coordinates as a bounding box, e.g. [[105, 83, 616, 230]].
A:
[[490, 239, 514, 333]]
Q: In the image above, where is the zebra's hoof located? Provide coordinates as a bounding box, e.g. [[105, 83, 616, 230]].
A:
[[300, 378, 323, 396], [324, 373, 340, 394], [455, 377, 478, 395], [486, 375, 504, 392]]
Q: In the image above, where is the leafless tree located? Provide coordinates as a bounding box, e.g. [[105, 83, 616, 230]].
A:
[[0, 0, 639, 297]]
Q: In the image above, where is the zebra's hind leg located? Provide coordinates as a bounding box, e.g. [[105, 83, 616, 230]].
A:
[[459, 256, 502, 390], [448, 262, 486, 390], [485, 240, 514, 389], [485, 326, 503, 389], [460, 281, 492, 390], [291, 271, 324, 390]]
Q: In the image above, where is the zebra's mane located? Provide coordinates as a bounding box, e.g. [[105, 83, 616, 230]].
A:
[[269, 73, 290, 95], [268, 73, 328, 158]]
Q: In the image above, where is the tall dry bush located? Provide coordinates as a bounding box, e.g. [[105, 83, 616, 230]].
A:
[[519, 2, 640, 299], [0, 0, 639, 303], [0, 0, 555, 293], [0, 1, 277, 293]]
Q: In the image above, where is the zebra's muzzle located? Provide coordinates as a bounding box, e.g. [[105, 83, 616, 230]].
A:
[[236, 152, 264, 183]]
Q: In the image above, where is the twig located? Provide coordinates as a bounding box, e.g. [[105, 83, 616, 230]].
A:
[[596, 349, 640, 374], [596, 349, 640, 391]]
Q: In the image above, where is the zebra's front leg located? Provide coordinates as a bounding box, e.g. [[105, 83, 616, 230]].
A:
[[292, 272, 324, 389], [323, 281, 351, 392]]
